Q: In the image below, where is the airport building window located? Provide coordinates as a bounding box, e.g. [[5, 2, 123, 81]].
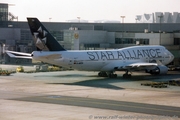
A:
[[0, 4, 8, 21], [134, 39, 149, 45], [115, 38, 149, 45], [174, 38, 180, 45], [50, 31, 64, 41], [115, 38, 134, 44], [84, 44, 100, 50], [21, 29, 32, 41], [63, 31, 74, 50]]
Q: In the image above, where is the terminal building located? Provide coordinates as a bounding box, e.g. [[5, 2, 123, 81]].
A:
[[0, 3, 180, 66]]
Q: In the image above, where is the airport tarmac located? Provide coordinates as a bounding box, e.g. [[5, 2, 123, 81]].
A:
[[0, 65, 180, 120]]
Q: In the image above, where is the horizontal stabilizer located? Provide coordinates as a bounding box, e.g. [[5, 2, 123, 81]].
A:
[[6, 51, 32, 59]]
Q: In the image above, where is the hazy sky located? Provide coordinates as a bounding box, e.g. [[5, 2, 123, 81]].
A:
[[1, 0, 180, 22]]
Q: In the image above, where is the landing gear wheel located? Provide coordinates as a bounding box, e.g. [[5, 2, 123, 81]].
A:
[[123, 70, 131, 78], [123, 74, 131, 78], [108, 73, 117, 78], [98, 71, 108, 77], [98, 72, 117, 78], [114, 74, 117, 78]]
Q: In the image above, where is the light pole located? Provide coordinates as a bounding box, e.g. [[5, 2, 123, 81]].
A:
[[121, 16, 125, 23], [158, 15, 163, 45], [135, 18, 138, 23], [77, 17, 80, 23], [49, 18, 52, 22]]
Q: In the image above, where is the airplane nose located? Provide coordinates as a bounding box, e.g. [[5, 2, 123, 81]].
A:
[[169, 52, 174, 63], [171, 54, 174, 61]]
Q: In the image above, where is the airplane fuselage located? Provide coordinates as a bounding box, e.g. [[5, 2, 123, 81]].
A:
[[32, 45, 174, 72]]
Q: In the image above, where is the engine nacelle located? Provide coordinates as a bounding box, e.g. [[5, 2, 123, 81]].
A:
[[146, 65, 168, 75]]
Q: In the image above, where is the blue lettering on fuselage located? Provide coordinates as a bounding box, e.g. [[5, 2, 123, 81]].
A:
[[87, 52, 95, 60], [117, 51, 125, 60], [106, 51, 114, 59], [101, 52, 108, 59], [86, 49, 162, 60]]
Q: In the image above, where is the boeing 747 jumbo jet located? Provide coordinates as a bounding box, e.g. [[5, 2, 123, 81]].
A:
[[6, 18, 174, 78]]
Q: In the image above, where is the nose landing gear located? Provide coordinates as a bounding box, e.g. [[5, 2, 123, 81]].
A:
[[122, 70, 131, 78]]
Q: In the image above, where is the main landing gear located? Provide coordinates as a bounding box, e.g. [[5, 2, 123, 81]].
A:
[[123, 70, 131, 78], [98, 71, 117, 78], [98, 71, 132, 78]]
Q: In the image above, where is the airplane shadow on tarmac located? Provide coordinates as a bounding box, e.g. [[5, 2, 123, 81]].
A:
[[48, 78, 125, 90], [45, 71, 180, 90], [35, 72, 123, 90], [34, 70, 179, 90]]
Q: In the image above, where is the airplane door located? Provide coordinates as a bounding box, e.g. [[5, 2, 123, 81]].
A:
[[153, 48, 164, 63], [146, 57, 149, 62], [68, 57, 83, 70], [68, 59, 73, 69], [102, 58, 106, 64], [102, 57, 108, 65], [161, 48, 165, 63]]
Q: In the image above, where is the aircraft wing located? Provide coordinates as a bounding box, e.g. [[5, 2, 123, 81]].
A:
[[123, 62, 158, 70], [6, 50, 32, 59]]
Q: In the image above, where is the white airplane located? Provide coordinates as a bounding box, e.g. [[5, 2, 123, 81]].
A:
[[6, 18, 174, 78]]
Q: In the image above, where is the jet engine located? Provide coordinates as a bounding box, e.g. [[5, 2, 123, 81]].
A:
[[146, 65, 168, 75]]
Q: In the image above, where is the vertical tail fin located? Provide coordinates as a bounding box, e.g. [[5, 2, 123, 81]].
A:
[[27, 18, 66, 51]]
